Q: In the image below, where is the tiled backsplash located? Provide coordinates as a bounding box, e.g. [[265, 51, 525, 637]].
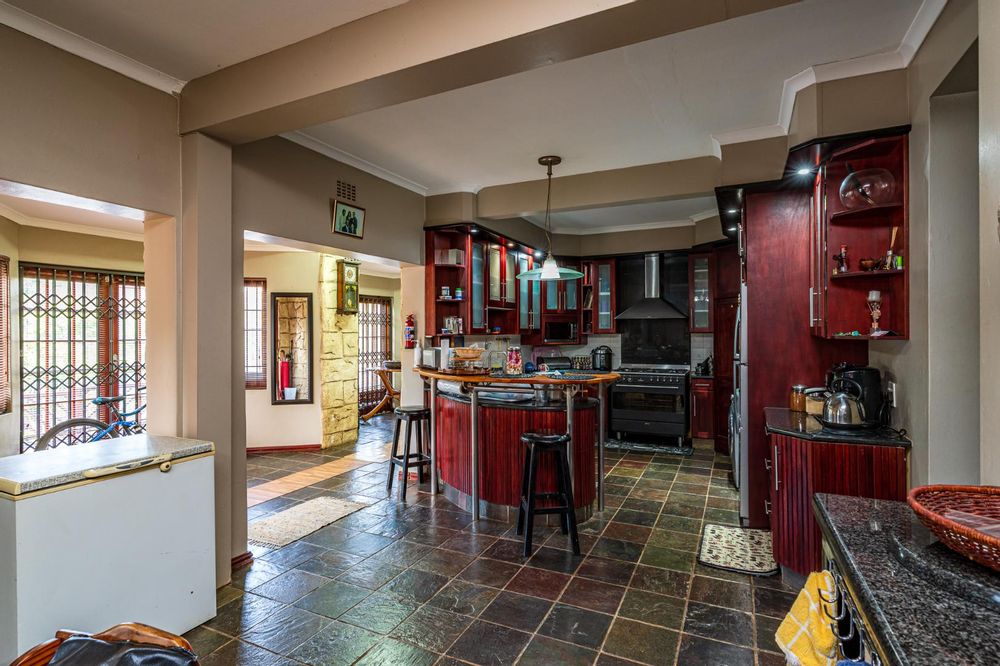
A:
[[691, 333, 714, 369]]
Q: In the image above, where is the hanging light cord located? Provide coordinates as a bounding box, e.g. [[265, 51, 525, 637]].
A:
[[543, 162, 553, 254]]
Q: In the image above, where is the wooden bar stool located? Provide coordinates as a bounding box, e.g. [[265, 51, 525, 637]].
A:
[[386, 405, 432, 500], [516, 431, 581, 556]]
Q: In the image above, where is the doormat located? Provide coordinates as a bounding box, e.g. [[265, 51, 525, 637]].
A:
[[605, 437, 693, 456], [249, 496, 368, 548], [698, 523, 779, 576]]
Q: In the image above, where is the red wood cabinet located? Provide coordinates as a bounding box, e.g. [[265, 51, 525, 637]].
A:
[[425, 229, 473, 338], [690, 378, 714, 439], [542, 260, 581, 314], [688, 253, 714, 332], [768, 433, 908, 575], [582, 258, 616, 334], [809, 133, 909, 340]]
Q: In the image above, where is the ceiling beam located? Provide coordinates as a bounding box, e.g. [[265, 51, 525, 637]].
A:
[[179, 0, 797, 144], [476, 157, 721, 220]]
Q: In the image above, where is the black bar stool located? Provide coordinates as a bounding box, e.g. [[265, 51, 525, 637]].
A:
[[386, 405, 431, 500], [516, 431, 581, 556]]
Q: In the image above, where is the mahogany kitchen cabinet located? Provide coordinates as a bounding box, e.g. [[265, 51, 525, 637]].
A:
[[767, 426, 908, 576], [582, 258, 616, 334], [688, 253, 713, 332], [690, 378, 714, 439], [543, 260, 581, 314]]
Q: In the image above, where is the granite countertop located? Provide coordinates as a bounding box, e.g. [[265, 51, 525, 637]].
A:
[[437, 389, 599, 412], [0, 434, 214, 496], [813, 493, 1000, 666], [765, 407, 911, 447]]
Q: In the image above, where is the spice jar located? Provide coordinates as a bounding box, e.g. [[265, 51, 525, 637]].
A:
[[790, 384, 807, 412]]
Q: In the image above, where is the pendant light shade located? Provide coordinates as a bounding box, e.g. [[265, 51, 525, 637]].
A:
[[516, 156, 584, 282]]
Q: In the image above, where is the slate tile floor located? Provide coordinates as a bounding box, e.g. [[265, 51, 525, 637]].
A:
[[188, 416, 797, 665]]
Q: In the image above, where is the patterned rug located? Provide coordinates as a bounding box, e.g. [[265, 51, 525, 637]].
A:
[[698, 523, 779, 576], [605, 437, 693, 456], [249, 496, 368, 548]]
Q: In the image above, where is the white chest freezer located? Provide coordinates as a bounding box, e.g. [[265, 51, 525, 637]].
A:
[[0, 434, 216, 663]]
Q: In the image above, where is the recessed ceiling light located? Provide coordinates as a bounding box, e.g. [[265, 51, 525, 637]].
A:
[[726, 226, 737, 232], [534, 251, 543, 258], [470, 227, 478, 233], [796, 167, 813, 175], [507, 242, 514, 248], [727, 208, 738, 214]]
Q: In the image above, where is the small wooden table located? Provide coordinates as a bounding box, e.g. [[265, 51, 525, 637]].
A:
[[361, 365, 400, 421]]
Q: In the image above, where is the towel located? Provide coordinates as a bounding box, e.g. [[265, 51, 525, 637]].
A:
[[775, 570, 838, 666]]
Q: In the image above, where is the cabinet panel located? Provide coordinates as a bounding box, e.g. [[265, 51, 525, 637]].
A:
[[594, 259, 616, 333], [470, 242, 486, 332], [769, 433, 908, 576], [689, 253, 713, 332], [517, 254, 541, 331], [690, 379, 714, 439]]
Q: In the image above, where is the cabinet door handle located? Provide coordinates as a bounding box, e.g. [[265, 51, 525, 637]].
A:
[[809, 287, 814, 326], [773, 444, 780, 492], [764, 499, 772, 516]]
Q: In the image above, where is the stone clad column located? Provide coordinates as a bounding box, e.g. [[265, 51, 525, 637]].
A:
[[319, 255, 359, 448]]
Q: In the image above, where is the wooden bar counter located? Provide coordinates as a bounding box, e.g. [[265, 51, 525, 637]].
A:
[[414, 368, 620, 521]]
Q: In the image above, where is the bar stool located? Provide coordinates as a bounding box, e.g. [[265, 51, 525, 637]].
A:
[[516, 431, 581, 556], [386, 405, 431, 500]]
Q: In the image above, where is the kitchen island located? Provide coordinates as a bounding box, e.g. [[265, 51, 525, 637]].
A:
[[814, 493, 1000, 665], [415, 368, 620, 521]]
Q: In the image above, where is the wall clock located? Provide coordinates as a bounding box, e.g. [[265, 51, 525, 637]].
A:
[[337, 259, 360, 313]]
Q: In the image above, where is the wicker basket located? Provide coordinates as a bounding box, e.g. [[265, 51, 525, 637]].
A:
[[907, 485, 1000, 572]]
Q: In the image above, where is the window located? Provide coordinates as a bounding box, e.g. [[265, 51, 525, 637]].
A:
[[19, 264, 146, 451], [357, 295, 393, 413], [244, 278, 267, 390], [0, 256, 9, 414]]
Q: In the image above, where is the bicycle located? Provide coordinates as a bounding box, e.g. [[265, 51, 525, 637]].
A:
[[35, 393, 147, 451]]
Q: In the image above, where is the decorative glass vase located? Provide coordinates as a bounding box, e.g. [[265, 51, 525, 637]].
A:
[[839, 164, 896, 209]]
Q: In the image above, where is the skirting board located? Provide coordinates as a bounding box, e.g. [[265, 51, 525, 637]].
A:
[[247, 444, 322, 455], [231, 551, 253, 571]]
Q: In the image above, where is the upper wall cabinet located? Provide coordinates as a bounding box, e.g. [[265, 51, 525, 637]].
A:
[[582, 259, 616, 334], [809, 133, 909, 340], [688, 253, 713, 333]]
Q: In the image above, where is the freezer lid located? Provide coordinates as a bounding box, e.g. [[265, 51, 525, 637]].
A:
[[0, 434, 214, 497]]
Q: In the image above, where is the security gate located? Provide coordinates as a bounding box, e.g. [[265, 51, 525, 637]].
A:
[[357, 295, 393, 414], [19, 264, 146, 451]]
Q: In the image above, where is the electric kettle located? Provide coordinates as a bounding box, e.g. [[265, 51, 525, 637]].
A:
[[818, 378, 868, 429]]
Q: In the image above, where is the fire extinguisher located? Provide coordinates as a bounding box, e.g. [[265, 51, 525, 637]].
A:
[[404, 314, 416, 349], [278, 350, 291, 399]]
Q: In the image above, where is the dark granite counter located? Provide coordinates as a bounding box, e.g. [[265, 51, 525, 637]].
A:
[[765, 407, 911, 447], [813, 493, 1000, 666]]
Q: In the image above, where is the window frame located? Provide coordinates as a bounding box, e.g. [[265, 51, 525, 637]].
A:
[[243, 277, 268, 390], [0, 255, 9, 415]]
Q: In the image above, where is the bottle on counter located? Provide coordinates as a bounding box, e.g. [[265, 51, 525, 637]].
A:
[[790, 384, 807, 412], [506, 346, 523, 375]]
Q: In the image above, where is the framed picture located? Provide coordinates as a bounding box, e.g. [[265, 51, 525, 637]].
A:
[[332, 200, 365, 239]]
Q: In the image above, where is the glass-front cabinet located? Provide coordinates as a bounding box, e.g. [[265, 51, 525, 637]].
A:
[[594, 259, 616, 333], [688, 252, 713, 332], [470, 241, 486, 332], [487, 244, 517, 309], [517, 253, 540, 330], [543, 260, 580, 314]]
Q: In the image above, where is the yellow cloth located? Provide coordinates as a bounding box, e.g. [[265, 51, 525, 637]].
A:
[[775, 570, 838, 666]]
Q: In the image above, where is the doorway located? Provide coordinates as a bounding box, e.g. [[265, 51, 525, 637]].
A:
[[357, 294, 393, 415]]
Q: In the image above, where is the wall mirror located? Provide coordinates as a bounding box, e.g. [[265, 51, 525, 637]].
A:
[[271, 292, 313, 404]]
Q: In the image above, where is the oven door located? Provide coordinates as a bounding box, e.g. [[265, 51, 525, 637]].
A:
[[610, 384, 686, 424]]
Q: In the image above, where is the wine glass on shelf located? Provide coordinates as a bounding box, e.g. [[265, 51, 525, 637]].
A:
[[866, 290, 883, 336]]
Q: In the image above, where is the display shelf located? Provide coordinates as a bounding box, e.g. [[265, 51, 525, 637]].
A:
[[830, 269, 904, 280], [829, 202, 903, 223]]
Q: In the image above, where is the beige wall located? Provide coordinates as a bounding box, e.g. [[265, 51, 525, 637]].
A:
[[17, 227, 144, 272], [0, 26, 180, 217], [980, 0, 1000, 485], [868, 0, 977, 487], [232, 137, 426, 265], [926, 91, 980, 484], [0, 217, 19, 456], [243, 252, 324, 448], [398, 265, 426, 405]]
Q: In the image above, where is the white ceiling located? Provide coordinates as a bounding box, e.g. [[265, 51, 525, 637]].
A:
[[296, 0, 924, 195], [2, 0, 407, 81], [527, 196, 718, 234]]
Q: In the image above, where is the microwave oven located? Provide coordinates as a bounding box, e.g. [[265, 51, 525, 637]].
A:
[[543, 319, 578, 344]]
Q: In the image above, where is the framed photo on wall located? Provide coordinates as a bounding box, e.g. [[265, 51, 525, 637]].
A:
[[331, 200, 365, 239]]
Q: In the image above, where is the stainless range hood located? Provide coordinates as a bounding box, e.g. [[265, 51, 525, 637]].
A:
[[616, 253, 688, 320]]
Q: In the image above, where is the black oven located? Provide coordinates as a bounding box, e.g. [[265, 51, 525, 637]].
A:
[[610, 371, 689, 441]]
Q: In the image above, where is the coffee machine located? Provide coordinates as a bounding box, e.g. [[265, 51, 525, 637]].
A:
[[826, 363, 887, 426]]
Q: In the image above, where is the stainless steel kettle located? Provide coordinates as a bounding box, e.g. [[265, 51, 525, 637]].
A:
[[821, 378, 867, 427]]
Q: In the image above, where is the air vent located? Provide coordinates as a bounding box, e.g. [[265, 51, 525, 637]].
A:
[[336, 180, 357, 202]]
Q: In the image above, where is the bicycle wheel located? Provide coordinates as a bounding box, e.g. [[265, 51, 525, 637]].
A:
[[35, 418, 115, 451]]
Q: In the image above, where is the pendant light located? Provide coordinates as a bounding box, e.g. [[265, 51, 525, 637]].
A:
[[517, 155, 584, 281]]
